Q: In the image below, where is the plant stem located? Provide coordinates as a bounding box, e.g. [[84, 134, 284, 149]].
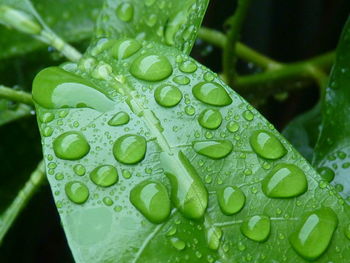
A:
[[0, 85, 34, 106], [223, 0, 253, 85], [198, 27, 282, 70], [0, 160, 46, 243]]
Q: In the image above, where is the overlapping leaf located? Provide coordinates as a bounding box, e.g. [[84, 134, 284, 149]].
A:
[[313, 17, 350, 201], [32, 0, 350, 262]]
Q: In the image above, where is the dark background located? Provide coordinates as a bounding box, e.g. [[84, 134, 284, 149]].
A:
[[0, 0, 349, 262]]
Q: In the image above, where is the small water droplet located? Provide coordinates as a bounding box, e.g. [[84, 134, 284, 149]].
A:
[[110, 39, 141, 59], [184, 105, 195, 116], [240, 215, 270, 242], [173, 75, 190, 85], [39, 112, 54, 123], [193, 140, 233, 159], [192, 82, 232, 106], [170, 237, 186, 251], [179, 60, 197, 73], [154, 85, 182, 107], [113, 134, 146, 164], [243, 110, 254, 121], [65, 181, 89, 204], [250, 130, 286, 160], [53, 131, 90, 160], [317, 166, 335, 182], [116, 2, 134, 22], [130, 54, 172, 81], [108, 111, 130, 126], [226, 121, 239, 133], [103, 196, 114, 206], [73, 164, 86, 176], [262, 163, 307, 198], [198, 109, 222, 129], [217, 186, 245, 215], [130, 181, 171, 223], [90, 165, 118, 187], [206, 226, 222, 250]]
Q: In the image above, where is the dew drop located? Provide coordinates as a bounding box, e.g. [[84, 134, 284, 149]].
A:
[[243, 110, 254, 121], [192, 82, 232, 106], [262, 163, 307, 198], [179, 60, 197, 73], [90, 165, 118, 187], [39, 112, 54, 123], [103, 196, 114, 206], [184, 105, 195, 116], [53, 131, 90, 160], [110, 39, 141, 59], [161, 151, 208, 219], [240, 215, 270, 242], [198, 109, 222, 130], [317, 166, 335, 183], [116, 2, 134, 22], [65, 181, 89, 204], [154, 85, 182, 107], [226, 121, 239, 133], [130, 181, 171, 224], [113, 134, 146, 164], [130, 54, 172, 81], [217, 186, 245, 215], [173, 75, 190, 85], [250, 130, 286, 160], [73, 164, 86, 176], [207, 226, 222, 250], [108, 111, 130, 126], [289, 207, 338, 260], [170, 237, 186, 251], [193, 140, 233, 159]]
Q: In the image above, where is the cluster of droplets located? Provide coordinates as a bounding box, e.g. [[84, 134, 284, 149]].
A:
[[32, 37, 348, 261]]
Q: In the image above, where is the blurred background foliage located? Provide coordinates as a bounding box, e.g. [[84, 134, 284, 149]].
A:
[[0, 0, 349, 261]]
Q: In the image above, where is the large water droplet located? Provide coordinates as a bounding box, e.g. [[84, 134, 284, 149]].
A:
[[289, 207, 338, 260], [130, 54, 172, 81], [262, 164, 308, 198], [241, 215, 270, 242], [217, 186, 245, 215], [33, 67, 114, 112], [113, 134, 146, 164], [65, 181, 89, 204], [130, 181, 171, 224], [317, 166, 335, 182], [116, 2, 134, 22], [110, 39, 141, 59], [193, 140, 233, 159], [198, 109, 222, 129], [108, 111, 130, 126], [53, 131, 90, 160], [90, 165, 118, 187], [154, 85, 182, 107], [250, 130, 286, 160], [192, 82, 232, 106], [207, 226, 222, 250], [161, 151, 208, 219]]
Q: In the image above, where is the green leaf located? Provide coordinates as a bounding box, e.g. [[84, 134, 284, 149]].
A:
[[33, 39, 350, 262], [0, 0, 103, 60], [313, 17, 350, 201], [282, 103, 321, 162], [95, 0, 209, 54]]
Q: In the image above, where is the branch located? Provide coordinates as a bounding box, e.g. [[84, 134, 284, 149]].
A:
[[223, 0, 253, 85], [0, 85, 33, 106], [0, 160, 46, 242]]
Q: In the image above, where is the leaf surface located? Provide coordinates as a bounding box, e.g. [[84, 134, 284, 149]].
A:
[[313, 17, 350, 201]]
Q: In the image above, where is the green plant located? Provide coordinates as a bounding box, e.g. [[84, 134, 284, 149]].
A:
[[1, 0, 350, 262]]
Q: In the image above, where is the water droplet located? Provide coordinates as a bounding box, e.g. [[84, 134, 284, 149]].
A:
[[146, 14, 157, 27], [110, 39, 141, 59], [204, 72, 215, 81], [179, 60, 197, 73], [154, 85, 182, 107], [207, 226, 222, 250], [317, 166, 335, 182], [184, 105, 195, 116], [198, 109, 222, 129], [243, 110, 254, 121], [39, 112, 54, 123], [53, 131, 90, 160], [165, 11, 187, 46], [73, 164, 86, 176], [130, 54, 172, 81], [173, 75, 190, 85], [193, 140, 233, 159], [289, 207, 338, 260], [122, 170, 132, 179], [42, 126, 53, 137], [103, 196, 114, 206], [192, 82, 232, 106], [241, 215, 270, 242], [217, 186, 245, 215], [161, 151, 208, 219], [33, 67, 114, 112], [113, 134, 146, 164], [226, 121, 239, 133], [90, 165, 118, 187], [262, 164, 307, 198], [170, 237, 186, 251], [130, 181, 171, 224], [250, 130, 286, 160], [65, 181, 89, 204], [108, 111, 130, 126], [116, 2, 134, 22]]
